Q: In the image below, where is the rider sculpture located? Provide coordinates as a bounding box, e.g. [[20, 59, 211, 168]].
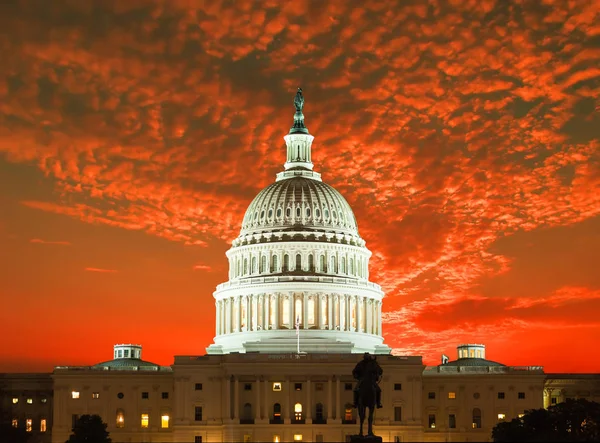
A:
[[353, 352, 383, 409]]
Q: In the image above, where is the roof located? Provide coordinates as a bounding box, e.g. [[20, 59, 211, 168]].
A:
[[441, 357, 506, 367], [92, 358, 169, 371]]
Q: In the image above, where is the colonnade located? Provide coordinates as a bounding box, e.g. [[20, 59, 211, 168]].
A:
[[215, 293, 382, 337]]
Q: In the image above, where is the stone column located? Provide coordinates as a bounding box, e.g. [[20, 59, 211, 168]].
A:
[[318, 294, 324, 329], [345, 295, 351, 331], [328, 294, 333, 329], [356, 296, 362, 333], [327, 377, 333, 420], [255, 378, 261, 420], [225, 299, 231, 334], [285, 378, 291, 424], [215, 301, 220, 336], [274, 294, 279, 330], [225, 376, 231, 420], [234, 377, 240, 420], [289, 293, 295, 328], [378, 301, 383, 336], [306, 379, 312, 423], [246, 296, 251, 331], [264, 377, 270, 420], [336, 376, 341, 421], [236, 296, 242, 332]]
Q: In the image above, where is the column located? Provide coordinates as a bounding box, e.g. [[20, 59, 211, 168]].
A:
[[264, 378, 270, 420], [234, 377, 240, 420], [356, 296, 362, 333], [246, 295, 251, 331], [345, 295, 351, 331], [378, 301, 382, 336], [303, 292, 309, 329], [285, 379, 291, 424], [236, 296, 241, 332], [225, 376, 231, 421], [274, 294, 279, 330], [264, 294, 269, 330], [215, 301, 220, 336], [225, 299, 231, 334], [289, 292, 295, 328], [327, 294, 333, 329], [335, 376, 341, 421], [318, 295, 324, 329], [255, 378, 261, 420], [327, 377, 333, 420], [306, 379, 312, 423]]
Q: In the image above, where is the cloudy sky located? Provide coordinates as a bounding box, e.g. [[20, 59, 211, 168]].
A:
[[0, 0, 598, 372]]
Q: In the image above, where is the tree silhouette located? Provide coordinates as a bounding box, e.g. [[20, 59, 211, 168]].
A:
[[492, 398, 600, 442], [66, 414, 111, 443]]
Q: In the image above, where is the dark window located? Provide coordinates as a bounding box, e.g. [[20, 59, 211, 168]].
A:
[[344, 383, 353, 391], [244, 383, 252, 391], [449, 414, 456, 429], [428, 414, 436, 429], [394, 383, 402, 391], [394, 437, 401, 443], [72, 414, 79, 429], [472, 408, 482, 429], [273, 403, 281, 420], [195, 383, 202, 391], [141, 392, 149, 399], [195, 406, 203, 421], [428, 392, 436, 399], [316, 435, 324, 443], [473, 392, 480, 399], [498, 392, 505, 399], [195, 437, 202, 443], [315, 383, 323, 391], [518, 392, 525, 399], [316, 403, 324, 421], [394, 406, 402, 422], [162, 392, 169, 399], [117, 392, 124, 399], [295, 383, 302, 391], [551, 397, 557, 404]]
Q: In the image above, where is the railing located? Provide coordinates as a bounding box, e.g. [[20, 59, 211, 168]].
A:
[[216, 276, 381, 291], [424, 365, 544, 374]]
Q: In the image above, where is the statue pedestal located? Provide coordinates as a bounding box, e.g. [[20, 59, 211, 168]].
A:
[[350, 436, 382, 443]]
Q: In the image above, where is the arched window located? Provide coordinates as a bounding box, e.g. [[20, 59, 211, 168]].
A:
[[286, 207, 291, 217], [273, 403, 282, 420], [268, 208, 273, 219], [260, 210, 265, 220], [324, 208, 329, 219], [332, 256, 337, 273], [283, 255, 290, 272], [277, 208, 282, 218], [294, 403, 303, 421], [308, 254, 314, 271], [296, 206, 301, 218], [116, 409, 125, 428], [320, 255, 326, 272], [272, 255, 278, 273], [243, 403, 252, 420], [260, 255, 266, 273], [251, 257, 257, 274], [243, 258, 248, 275], [296, 254, 302, 271], [316, 403, 324, 421], [472, 408, 482, 429], [341, 257, 346, 274], [316, 208, 321, 218], [306, 207, 311, 217]]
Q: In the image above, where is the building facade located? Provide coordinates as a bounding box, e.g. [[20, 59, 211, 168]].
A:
[[1, 90, 598, 442]]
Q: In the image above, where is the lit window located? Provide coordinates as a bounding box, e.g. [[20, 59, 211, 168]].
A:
[[92, 392, 100, 399], [12, 397, 18, 404], [518, 413, 525, 419], [345, 406, 353, 421], [273, 436, 281, 443], [273, 382, 282, 391], [161, 414, 170, 428], [12, 419, 18, 428], [428, 414, 436, 429], [41, 398, 47, 403], [40, 419, 47, 432], [294, 403, 303, 420], [26, 398, 33, 404], [294, 435, 303, 441], [26, 419, 32, 432], [244, 435, 252, 443], [498, 413, 506, 421], [116, 410, 125, 428], [72, 391, 80, 399], [141, 414, 149, 428], [448, 392, 456, 399], [295, 383, 302, 391]]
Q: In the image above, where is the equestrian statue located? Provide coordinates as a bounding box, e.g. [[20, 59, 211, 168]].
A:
[[351, 352, 383, 440]]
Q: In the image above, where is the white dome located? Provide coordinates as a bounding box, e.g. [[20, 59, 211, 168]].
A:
[[240, 176, 358, 238]]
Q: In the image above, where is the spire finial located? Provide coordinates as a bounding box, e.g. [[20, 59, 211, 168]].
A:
[[290, 87, 309, 134]]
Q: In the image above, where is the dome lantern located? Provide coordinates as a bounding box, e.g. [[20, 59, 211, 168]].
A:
[[283, 88, 316, 173]]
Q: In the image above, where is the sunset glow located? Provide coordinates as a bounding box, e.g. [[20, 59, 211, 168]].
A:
[[0, 0, 599, 373]]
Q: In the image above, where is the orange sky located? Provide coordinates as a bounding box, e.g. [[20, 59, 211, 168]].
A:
[[0, 0, 599, 373]]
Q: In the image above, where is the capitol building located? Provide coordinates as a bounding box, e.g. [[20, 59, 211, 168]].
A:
[[1, 90, 599, 443]]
